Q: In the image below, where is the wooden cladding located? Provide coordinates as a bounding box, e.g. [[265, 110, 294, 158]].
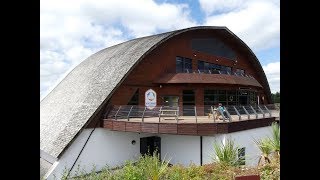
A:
[[154, 73, 262, 88], [103, 117, 276, 136]]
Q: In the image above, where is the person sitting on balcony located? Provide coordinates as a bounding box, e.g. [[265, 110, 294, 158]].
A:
[[217, 103, 228, 120]]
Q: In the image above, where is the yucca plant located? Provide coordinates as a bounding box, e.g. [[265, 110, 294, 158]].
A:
[[138, 150, 171, 180], [270, 122, 280, 156], [254, 138, 272, 166], [212, 138, 244, 167], [254, 122, 280, 165]]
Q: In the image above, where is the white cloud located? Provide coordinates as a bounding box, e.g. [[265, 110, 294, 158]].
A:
[[199, 0, 246, 15], [201, 0, 279, 52], [263, 61, 280, 93], [40, 0, 196, 99], [41, 0, 279, 99]]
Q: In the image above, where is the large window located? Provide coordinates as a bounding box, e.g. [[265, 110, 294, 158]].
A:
[[176, 56, 192, 73], [204, 89, 256, 107], [198, 60, 232, 74], [191, 38, 236, 61]]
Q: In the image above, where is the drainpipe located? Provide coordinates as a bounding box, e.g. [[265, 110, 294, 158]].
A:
[[200, 136, 203, 165]]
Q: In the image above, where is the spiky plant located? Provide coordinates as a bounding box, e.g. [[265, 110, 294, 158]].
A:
[[270, 122, 280, 156], [139, 150, 171, 180], [254, 138, 272, 166], [212, 138, 243, 167]]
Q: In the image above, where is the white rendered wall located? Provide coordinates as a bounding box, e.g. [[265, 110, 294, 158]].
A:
[[47, 126, 272, 179], [160, 134, 200, 166], [202, 126, 273, 166], [48, 129, 146, 179]]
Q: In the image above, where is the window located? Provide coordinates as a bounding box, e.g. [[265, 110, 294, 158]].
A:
[[128, 89, 139, 105], [197, 60, 231, 74], [191, 38, 236, 60], [238, 147, 245, 165], [176, 56, 192, 73], [162, 96, 179, 107]]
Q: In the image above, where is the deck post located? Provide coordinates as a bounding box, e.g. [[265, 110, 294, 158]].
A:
[[142, 106, 147, 122], [194, 106, 197, 123], [242, 106, 250, 120], [159, 106, 163, 122], [264, 105, 272, 117], [127, 106, 133, 121], [115, 106, 122, 120], [250, 105, 258, 119], [233, 106, 241, 121], [211, 106, 215, 123], [258, 105, 265, 118]]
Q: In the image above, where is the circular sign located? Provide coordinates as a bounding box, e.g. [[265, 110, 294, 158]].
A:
[[145, 89, 157, 109]]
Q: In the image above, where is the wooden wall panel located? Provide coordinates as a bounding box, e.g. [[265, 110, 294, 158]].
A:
[[159, 124, 178, 134], [177, 124, 197, 135]]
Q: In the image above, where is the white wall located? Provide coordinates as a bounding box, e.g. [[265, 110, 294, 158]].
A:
[[202, 126, 273, 166], [48, 129, 146, 179], [160, 134, 200, 166], [47, 126, 272, 179]]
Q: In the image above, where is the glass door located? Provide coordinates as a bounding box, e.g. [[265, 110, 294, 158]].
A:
[[183, 90, 195, 116]]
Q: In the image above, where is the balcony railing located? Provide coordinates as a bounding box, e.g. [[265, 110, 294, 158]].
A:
[[177, 68, 255, 79], [104, 104, 280, 123]]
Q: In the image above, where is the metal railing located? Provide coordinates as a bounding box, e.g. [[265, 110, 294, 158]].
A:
[[177, 69, 255, 79], [105, 104, 280, 123]]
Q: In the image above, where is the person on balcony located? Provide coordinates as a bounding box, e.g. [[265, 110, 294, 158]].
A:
[[217, 103, 228, 120]]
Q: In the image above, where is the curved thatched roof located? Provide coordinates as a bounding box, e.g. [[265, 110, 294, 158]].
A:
[[40, 26, 271, 161]]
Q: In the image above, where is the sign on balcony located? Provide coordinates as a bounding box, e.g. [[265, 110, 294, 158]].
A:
[[145, 89, 157, 109]]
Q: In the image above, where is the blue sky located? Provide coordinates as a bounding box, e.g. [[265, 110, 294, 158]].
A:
[[40, 0, 280, 100]]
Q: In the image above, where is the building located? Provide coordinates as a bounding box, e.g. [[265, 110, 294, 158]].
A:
[[40, 26, 278, 179]]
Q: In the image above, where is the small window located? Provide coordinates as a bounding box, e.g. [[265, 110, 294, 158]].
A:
[[238, 147, 245, 165], [176, 56, 192, 73], [128, 89, 139, 105]]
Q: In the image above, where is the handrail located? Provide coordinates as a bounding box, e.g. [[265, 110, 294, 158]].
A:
[[225, 108, 232, 122], [141, 106, 147, 122], [242, 106, 250, 119], [264, 105, 272, 117], [250, 105, 258, 119], [127, 106, 133, 121], [114, 106, 122, 120], [233, 106, 241, 121], [258, 105, 265, 118], [106, 104, 279, 123]]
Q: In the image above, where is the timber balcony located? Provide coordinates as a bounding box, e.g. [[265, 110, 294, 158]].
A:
[[102, 104, 280, 136]]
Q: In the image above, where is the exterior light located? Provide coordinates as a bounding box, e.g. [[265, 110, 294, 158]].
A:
[[160, 85, 162, 88], [131, 140, 136, 145]]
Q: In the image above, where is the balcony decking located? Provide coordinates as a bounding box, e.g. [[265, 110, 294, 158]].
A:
[[102, 107, 279, 136]]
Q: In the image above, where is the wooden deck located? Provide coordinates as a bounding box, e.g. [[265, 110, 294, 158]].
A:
[[102, 114, 278, 135]]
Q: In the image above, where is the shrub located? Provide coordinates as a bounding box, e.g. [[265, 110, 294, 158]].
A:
[[212, 138, 244, 167]]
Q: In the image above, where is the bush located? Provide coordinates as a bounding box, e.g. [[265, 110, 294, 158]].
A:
[[212, 138, 244, 167]]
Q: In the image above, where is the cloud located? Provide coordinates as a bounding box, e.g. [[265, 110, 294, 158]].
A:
[[201, 0, 279, 52], [41, 0, 279, 99], [262, 61, 280, 93], [40, 0, 196, 99]]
